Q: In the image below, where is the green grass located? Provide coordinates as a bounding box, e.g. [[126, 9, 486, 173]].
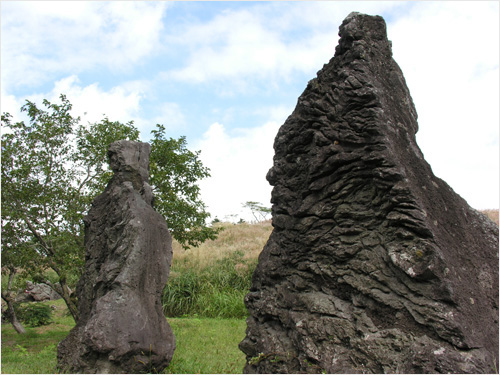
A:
[[2, 300, 246, 374], [1, 333, 61, 374], [163, 250, 256, 318], [1, 300, 75, 374], [166, 318, 246, 374]]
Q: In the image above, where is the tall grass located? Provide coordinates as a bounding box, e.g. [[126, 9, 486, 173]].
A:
[[162, 212, 500, 318], [163, 250, 257, 318], [162, 221, 272, 319], [171, 220, 272, 266]]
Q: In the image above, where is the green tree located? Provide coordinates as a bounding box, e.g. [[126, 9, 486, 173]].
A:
[[1, 95, 218, 326], [150, 125, 219, 248], [74, 117, 140, 203], [1, 97, 84, 322]]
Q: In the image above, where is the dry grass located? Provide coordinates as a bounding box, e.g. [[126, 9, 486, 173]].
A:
[[172, 221, 273, 269], [479, 209, 499, 226], [165, 221, 273, 318]]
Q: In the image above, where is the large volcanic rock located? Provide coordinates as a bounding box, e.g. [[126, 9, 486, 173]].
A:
[[57, 140, 175, 373], [240, 12, 498, 374]]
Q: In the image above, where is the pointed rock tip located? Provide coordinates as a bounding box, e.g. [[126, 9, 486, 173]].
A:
[[339, 11, 387, 40], [336, 12, 390, 56], [346, 11, 362, 19]]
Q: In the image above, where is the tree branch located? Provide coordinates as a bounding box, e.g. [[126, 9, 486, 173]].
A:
[[23, 216, 54, 257]]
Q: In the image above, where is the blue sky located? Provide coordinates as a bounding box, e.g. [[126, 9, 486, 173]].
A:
[[1, 1, 499, 222]]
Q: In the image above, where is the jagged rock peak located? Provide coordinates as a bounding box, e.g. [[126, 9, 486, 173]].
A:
[[336, 12, 391, 56], [240, 12, 498, 374]]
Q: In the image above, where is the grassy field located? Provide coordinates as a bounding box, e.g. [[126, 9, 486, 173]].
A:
[[1, 300, 247, 374], [1, 299, 74, 373], [165, 318, 246, 374], [171, 220, 271, 267]]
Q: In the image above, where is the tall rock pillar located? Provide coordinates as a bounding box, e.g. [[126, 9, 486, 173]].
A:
[[240, 12, 499, 374], [57, 140, 175, 373]]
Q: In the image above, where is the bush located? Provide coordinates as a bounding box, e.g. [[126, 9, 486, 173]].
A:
[[163, 251, 256, 318], [15, 303, 53, 327]]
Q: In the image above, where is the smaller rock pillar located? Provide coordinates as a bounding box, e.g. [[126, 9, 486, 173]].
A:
[[57, 140, 175, 373]]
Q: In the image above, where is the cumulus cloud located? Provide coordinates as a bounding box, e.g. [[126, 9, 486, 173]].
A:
[[1, 75, 185, 140], [146, 102, 187, 137], [12, 75, 144, 126], [193, 121, 281, 222], [388, 1, 499, 208], [0, 88, 22, 121], [161, 2, 403, 87], [1, 1, 169, 90], [187, 1, 499, 214], [161, 7, 328, 84]]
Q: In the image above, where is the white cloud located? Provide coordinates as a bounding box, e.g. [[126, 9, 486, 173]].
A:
[[388, 1, 499, 208], [253, 105, 294, 125], [1, 75, 178, 140], [164, 9, 292, 84], [0, 88, 23, 122], [162, 2, 404, 87], [194, 121, 281, 222], [189, 1, 499, 215], [1, 1, 169, 90], [40, 75, 144, 125], [2, 1, 498, 216], [148, 102, 187, 134]]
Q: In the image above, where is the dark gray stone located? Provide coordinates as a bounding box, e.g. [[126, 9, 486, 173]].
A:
[[57, 140, 175, 373], [240, 12, 499, 374]]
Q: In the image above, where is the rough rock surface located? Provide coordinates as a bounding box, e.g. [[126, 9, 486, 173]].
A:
[[57, 140, 175, 373], [240, 12, 499, 374], [24, 281, 61, 301]]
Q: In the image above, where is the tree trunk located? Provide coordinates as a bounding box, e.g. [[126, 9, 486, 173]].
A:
[[1, 268, 26, 334], [2, 294, 26, 334], [23, 217, 80, 323], [59, 278, 79, 323], [41, 278, 79, 323]]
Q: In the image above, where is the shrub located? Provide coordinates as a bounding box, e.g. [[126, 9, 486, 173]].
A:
[[15, 303, 53, 327]]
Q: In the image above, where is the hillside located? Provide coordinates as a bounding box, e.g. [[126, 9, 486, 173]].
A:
[[172, 220, 273, 267]]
